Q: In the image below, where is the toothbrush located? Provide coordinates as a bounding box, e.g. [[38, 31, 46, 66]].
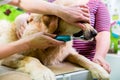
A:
[[54, 35, 84, 42]]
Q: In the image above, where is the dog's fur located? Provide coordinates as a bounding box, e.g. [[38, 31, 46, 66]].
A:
[[0, 0, 109, 80]]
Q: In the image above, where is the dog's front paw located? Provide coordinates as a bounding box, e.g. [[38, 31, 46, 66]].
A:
[[89, 63, 110, 80], [17, 57, 56, 80], [30, 66, 56, 80]]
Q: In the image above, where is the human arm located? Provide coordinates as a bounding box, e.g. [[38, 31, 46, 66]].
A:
[[8, 0, 90, 28], [93, 31, 111, 73], [0, 32, 64, 59], [0, 38, 29, 59], [92, 1, 111, 73]]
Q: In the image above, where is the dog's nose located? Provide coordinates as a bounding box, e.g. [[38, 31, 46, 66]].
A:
[[84, 30, 97, 40], [90, 30, 97, 38]]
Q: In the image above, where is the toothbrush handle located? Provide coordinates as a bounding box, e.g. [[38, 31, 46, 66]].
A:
[[54, 35, 71, 42]]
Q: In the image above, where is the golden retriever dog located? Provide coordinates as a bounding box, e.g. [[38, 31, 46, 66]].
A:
[[0, 0, 110, 80]]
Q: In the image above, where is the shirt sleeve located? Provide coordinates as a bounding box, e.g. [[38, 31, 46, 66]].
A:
[[0, 0, 12, 5], [95, 1, 110, 32]]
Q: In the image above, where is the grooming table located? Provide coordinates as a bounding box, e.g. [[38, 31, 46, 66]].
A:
[[48, 62, 92, 80], [0, 62, 92, 80]]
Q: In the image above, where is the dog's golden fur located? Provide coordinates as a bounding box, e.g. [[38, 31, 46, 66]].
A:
[[0, 0, 109, 80]]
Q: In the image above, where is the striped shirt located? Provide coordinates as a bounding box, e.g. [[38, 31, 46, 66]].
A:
[[73, 0, 110, 60], [48, 0, 110, 60]]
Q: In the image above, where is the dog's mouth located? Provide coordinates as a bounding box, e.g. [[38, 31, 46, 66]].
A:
[[73, 30, 87, 40], [73, 30, 97, 41], [73, 30, 84, 37]]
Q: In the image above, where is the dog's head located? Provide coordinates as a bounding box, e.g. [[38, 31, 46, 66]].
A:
[[15, 13, 97, 41], [41, 15, 97, 40]]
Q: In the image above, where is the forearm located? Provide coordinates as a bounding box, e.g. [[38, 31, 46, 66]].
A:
[[0, 39, 29, 59], [9, 0, 62, 16], [95, 31, 110, 58]]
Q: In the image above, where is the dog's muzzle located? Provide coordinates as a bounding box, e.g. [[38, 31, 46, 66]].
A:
[[73, 29, 97, 40]]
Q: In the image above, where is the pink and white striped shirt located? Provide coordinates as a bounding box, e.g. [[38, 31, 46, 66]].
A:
[[48, 0, 110, 60], [73, 0, 110, 60]]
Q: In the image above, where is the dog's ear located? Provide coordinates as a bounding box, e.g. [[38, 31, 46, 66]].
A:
[[42, 15, 58, 33]]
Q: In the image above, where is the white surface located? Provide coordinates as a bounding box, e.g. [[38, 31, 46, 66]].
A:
[[106, 54, 120, 80]]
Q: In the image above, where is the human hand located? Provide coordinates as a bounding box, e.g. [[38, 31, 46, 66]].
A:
[[92, 55, 111, 74], [25, 32, 64, 49], [57, 5, 90, 29]]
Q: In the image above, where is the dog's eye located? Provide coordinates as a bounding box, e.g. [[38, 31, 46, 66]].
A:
[[27, 18, 33, 23]]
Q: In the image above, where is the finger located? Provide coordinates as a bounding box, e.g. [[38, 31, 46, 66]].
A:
[[81, 10, 90, 18], [80, 6, 89, 12], [104, 63, 111, 73], [16, 30, 21, 39], [103, 65, 111, 74], [74, 5, 88, 8], [94, 59, 111, 73], [42, 34, 65, 45], [108, 63, 111, 73], [80, 7, 90, 14], [99, 60, 110, 73], [68, 5, 90, 23], [18, 25, 25, 37], [81, 11, 90, 18], [74, 23, 86, 30], [78, 10, 90, 23], [79, 16, 90, 23], [48, 38, 65, 45], [80, 5, 90, 14], [43, 32, 56, 38], [32, 33, 65, 46], [21, 24, 26, 30], [80, 5, 89, 9], [108, 66, 111, 73], [93, 59, 102, 66]]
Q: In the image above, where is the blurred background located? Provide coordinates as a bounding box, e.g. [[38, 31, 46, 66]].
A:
[[102, 0, 120, 54]]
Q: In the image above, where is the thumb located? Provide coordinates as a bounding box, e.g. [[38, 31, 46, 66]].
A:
[[47, 38, 65, 46], [43, 32, 56, 38], [42, 33, 65, 45]]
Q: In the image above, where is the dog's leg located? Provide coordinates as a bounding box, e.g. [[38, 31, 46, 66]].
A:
[[2, 54, 25, 68], [65, 53, 109, 80], [16, 57, 56, 80], [0, 71, 32, 80], [2, 55, 56, 80]]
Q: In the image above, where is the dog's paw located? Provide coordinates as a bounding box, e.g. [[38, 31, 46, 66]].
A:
[[30, 66, 56, 80], [17, 57, 56, 80], [0, 71, 32, 80], [89, 63, 110, 80]]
